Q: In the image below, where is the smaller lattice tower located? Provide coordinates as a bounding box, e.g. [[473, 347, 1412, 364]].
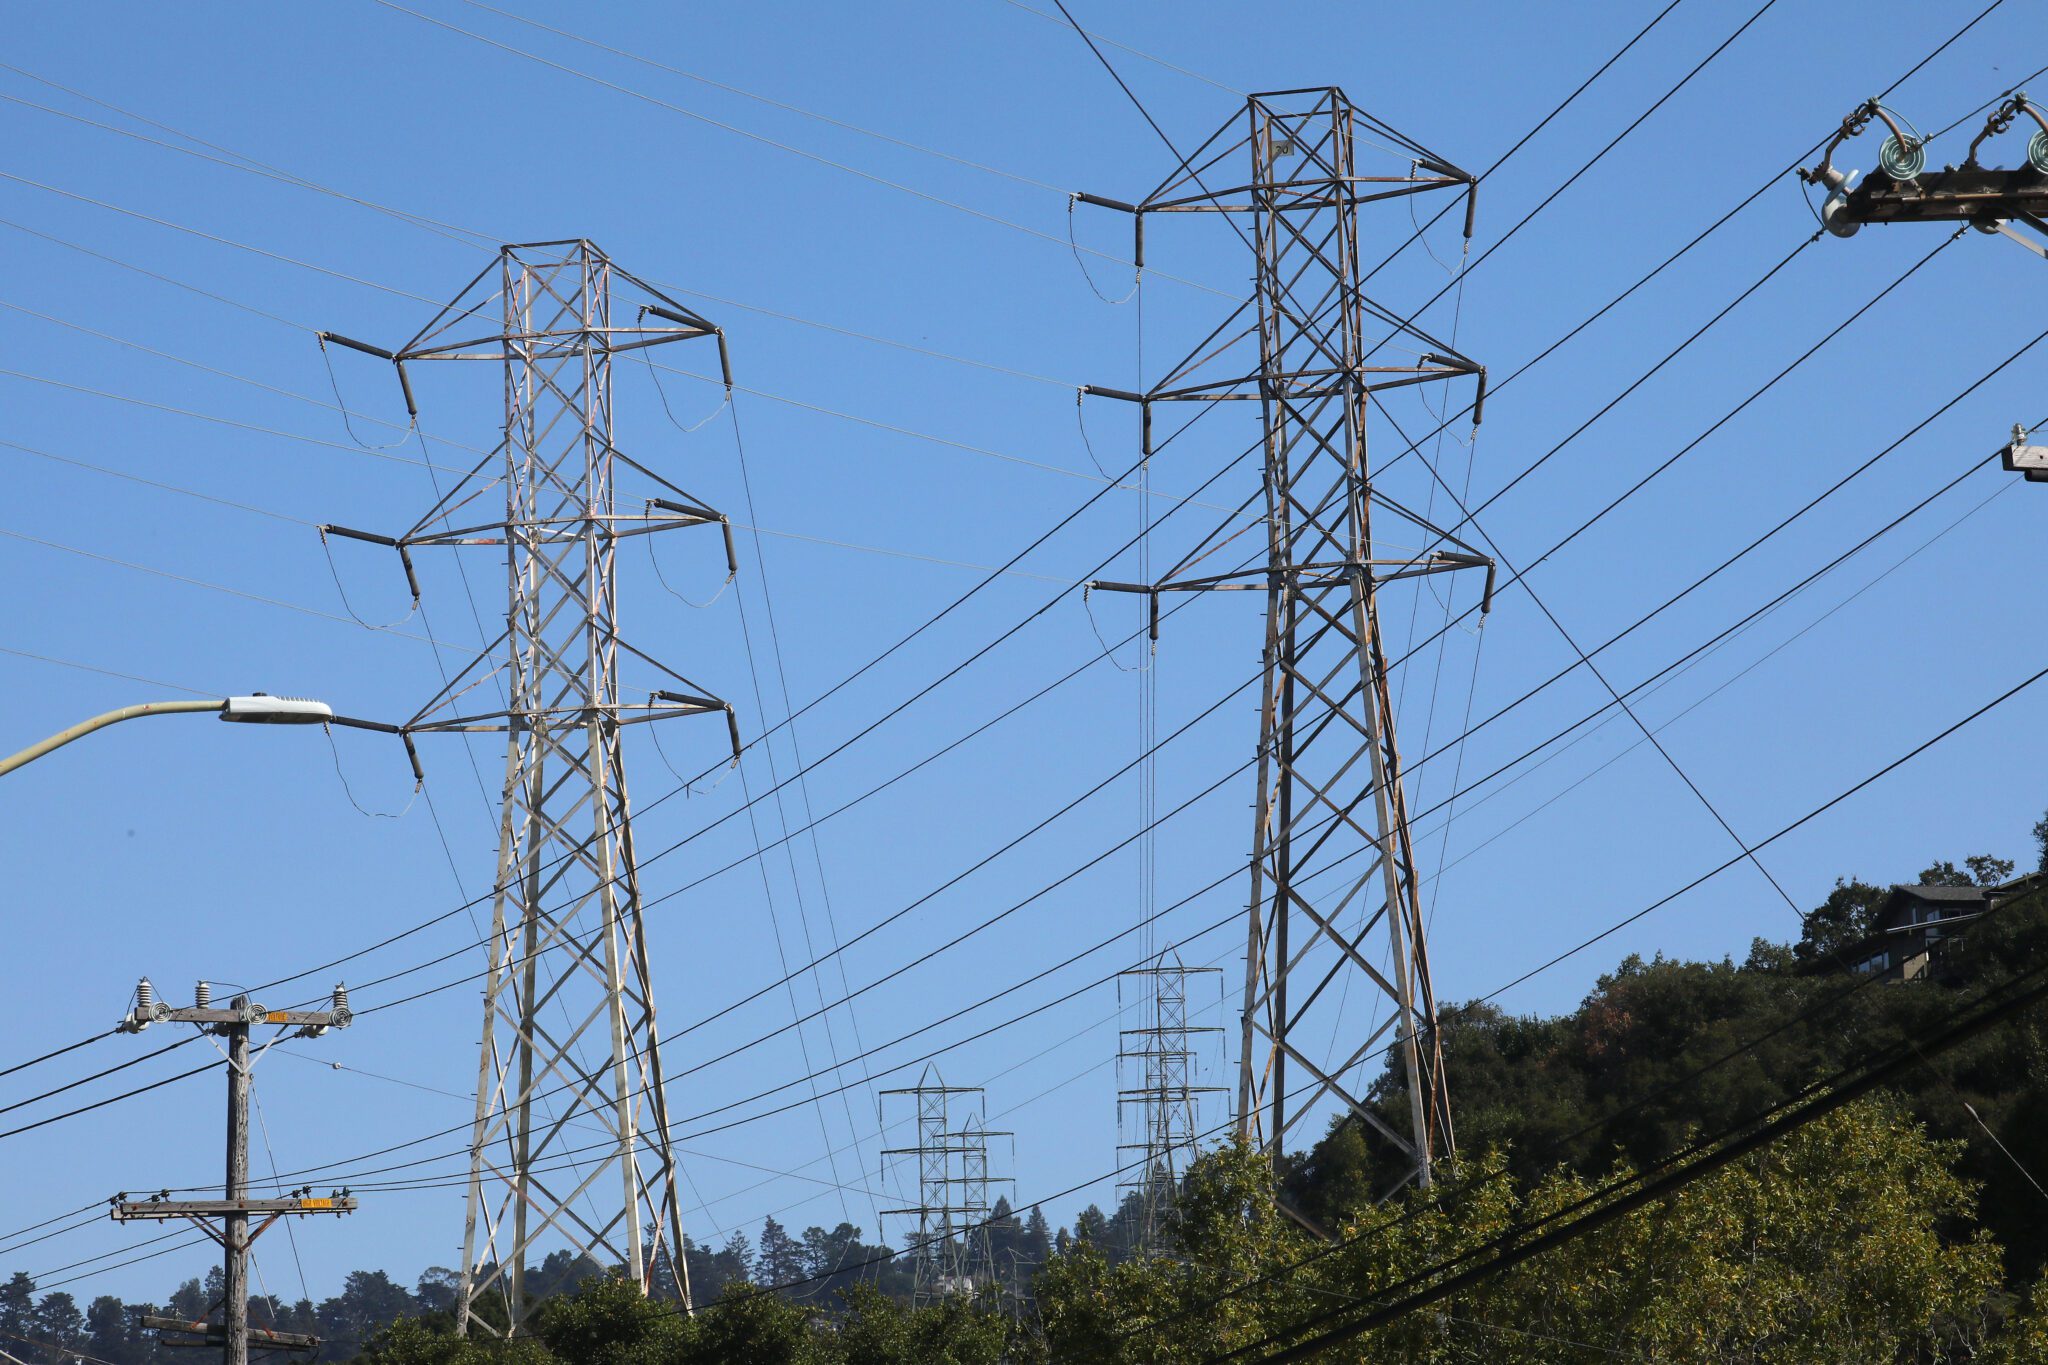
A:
[[1117, 949, 1224, 1251], [880, 1069, 1012, 1304]]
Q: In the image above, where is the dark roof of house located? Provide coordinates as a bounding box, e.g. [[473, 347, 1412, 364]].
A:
[[1889, 884, 1993, 904]]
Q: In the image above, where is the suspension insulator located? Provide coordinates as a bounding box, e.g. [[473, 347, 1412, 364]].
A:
[[2030, 129, 2048, 175]]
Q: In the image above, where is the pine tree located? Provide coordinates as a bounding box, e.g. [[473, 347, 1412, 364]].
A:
[[0, 1274, 35, 1346], [85, 1296, 127, 1365], [1021, 1206, 1052, 1267], [754, 1216, 806, 1290], [32, 1291, 85, 1358]]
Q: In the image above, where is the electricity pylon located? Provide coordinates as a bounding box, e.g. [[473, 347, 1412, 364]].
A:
[[1116, 950, 1222, 1250], [1082, 89, 1495, 1193], [319, 240, 740, 1332], [880, 1067, 1012, 1304]]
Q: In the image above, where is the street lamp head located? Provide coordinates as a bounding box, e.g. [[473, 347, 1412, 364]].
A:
[[218, 694, 335, 725]]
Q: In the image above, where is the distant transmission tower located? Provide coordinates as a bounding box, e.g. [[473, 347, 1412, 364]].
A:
[[880, 1068, 1012, 1304], [319, 240, 740, 1332], [1082, 90, 1495, 1192], [1116, 949, 1223, 1250]]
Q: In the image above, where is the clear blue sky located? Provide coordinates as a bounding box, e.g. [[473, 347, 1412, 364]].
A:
[[3, 0, 2044, 1311]]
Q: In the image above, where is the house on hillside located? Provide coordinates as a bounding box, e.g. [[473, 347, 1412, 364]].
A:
[[1828, 873, 2048, 983]]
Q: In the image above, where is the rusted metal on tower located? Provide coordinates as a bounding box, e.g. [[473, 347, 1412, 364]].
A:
[[1081, 89, 1494, 1193], [319, 240, 741, 1332]]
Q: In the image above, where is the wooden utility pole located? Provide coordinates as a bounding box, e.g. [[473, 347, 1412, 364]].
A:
[[111, 979, 358, 1365]]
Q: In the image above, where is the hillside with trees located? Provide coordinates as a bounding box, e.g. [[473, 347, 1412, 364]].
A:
[[9, 829, 2048, 1361]]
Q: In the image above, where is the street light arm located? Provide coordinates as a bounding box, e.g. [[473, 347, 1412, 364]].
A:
[[0, 700, 223, 777]]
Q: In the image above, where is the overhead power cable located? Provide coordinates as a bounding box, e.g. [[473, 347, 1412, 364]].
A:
[[364, 0, 1238, 299], [451, 0, 1068, 194], [101, 621, 2041, 1227], [261, 262, 2023, 1101], [0, 1055, 220, 1144], [177, 625, 2047, 1200], [0, 1035, 199, 1119], [242, 410, 1248, 1006], [0, 1030, 112, 1082]]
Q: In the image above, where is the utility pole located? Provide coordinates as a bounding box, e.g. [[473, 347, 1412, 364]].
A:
[[111, 978, 357, 1365], [1078, 88, 1494, 1194], [880, 1067, 1013, 1305], [319, 241, 740, 1333], [1116, 950, 1222, 1251]]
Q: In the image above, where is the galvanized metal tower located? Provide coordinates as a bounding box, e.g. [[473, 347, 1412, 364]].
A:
[[1083, 89, 1494, 1192], [880, 1068, 1011, 1304], [320, 240, 739, 1332], [1116, 950, 1222, 1250]]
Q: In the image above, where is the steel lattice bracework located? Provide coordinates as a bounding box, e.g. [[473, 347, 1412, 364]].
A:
[[880, 1068, 1014, 1305], [319, 241, 742, 1334], [1116, 951, 1223, 1251], [1080, 89, 1497, 1193]]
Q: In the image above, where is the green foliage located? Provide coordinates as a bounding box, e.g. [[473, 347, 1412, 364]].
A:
[[1035, 1102, 2006, 1362], [1794, 877, 1886, 963], [824, 1284, 1007, 1365], [529, 1273, 682, 1365], [673, 1281, 813, 1364], [355, 1316, 549, 1365]]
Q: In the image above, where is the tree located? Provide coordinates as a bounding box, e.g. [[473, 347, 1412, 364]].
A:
[[1922, 860, 1977, 887], [530, 1270, 680, 1365], [122, 1302, 162, 1365], [31, 1292, 84, 1359], [316, 1270, 418, 1358], [0, 1273, 36, 1346], [415, 1267, 460, 1318], [1020, 1206, 1052, 1269], [828, 1283, 1007, 1365], [165, 1279, 207, 1324], [1034, 1101, 2005, 1363], [1794, 878, 1886, 962], [85, 1295, 128, 1365], [1071, 1205, 1108, 1248], [1970, 853, 2017, 886], [754, 1217, 806, 1292]]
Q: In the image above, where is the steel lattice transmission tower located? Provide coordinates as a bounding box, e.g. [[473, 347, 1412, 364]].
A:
[[319, 240, 740, 1333], [1116, 950, 1222, 1250], [880, 1068, 1012, 1304], [1083, 90, 1495, 1192]]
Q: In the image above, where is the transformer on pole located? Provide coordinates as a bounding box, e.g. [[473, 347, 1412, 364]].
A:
[[1080, 88, 1494, 1194], [319, 240, 741, 1333]]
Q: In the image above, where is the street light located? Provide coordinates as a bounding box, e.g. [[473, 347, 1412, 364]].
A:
[[0, 693, 335, 778]]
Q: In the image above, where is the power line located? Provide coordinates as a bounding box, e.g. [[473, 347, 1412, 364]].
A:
[[363, 0, 1239, 300], [0, 1030, 113, 1082], [0, 1055, 220, 1143], [0, 1035, 199, 1119]]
